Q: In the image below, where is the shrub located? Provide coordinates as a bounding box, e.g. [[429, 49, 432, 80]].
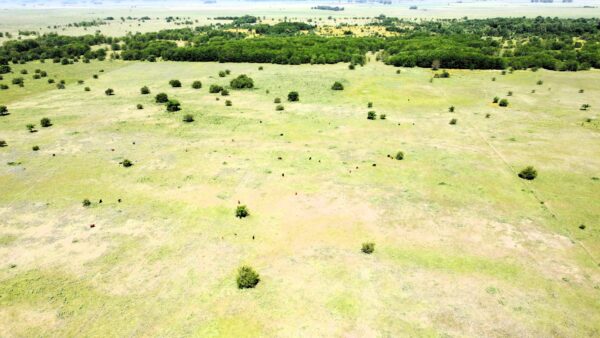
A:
[[221, 89, 230, 96], [518, 166, 537, 180], [367, 111, 377, 120], [192, 81, 202, 89], [40, 117, 52, 127], [579, 89, 584, 93], [219, 70, 226, 77], [12, 77, 24, 85], [33, 74, 41, 80], [230, 74, 254, 89], [349, 64, 355, 70], [449, 118, 457, 125], [155, 93, 169, 103], [498, 99, 509, 107], [395, 151, 404, 160], [209, 84, 223, 93], [40, 71, 47, 77], [274, 98, 281, 104], [20, 69, 28, 75], [77, 80, 84, 85], [48, 79, 55, 84], [136, 104, 144, 110], [580, 104, 590, 111], [236, 266, 260, 289], [507, 91, 513, 96], [331, 81, 344, 90], [26, 124, 36, 132], [225, 100, 232, 106], [82, 199, 91, 207], [0, 105, 7, 116], [258, 66, 263, 70], [536, 80, 543, 85], [0, 84, 8, 90], [0, 140, 7, 147], [225, 69, 231, 75], [93, 74, 98, 79], [448, 106, 455, 112], [287, 91, 299, 102], [166, 100, 181, 112], [367, 102, 373, 108], [105, 88, 114, 96], [140, 86, 150, 94], [493, 96, 499, 103], [84, 87, 90, 91], [183, 114, 194, 122], [169, 79, 182, 88], [235, 205, 249, 218], [56, 83, 65, 90], [32, 145, 40, 151], [276, 104, 284, 111], [379, 114, 386, 120], [361, 242, 375, 254], [122, 159, 133, 167]]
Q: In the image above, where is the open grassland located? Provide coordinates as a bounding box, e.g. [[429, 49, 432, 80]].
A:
[[1, 59, 600, 336]]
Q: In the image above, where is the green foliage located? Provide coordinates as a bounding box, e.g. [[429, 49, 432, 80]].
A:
[[235, 205, 249, 218], [136, 104, 144, 109], [274, 98, 281, 104], [166, 100, 181, 112], [361, 242, 375, 254], [518, 166, 537, 180], [105, 88, 114, 96], [448, 106, 455, 112], [367, 102, 373, 108], [276, 104, 284, 111], [122, 159, 133, 167], [192, 81, 202, 89], [449, 118, 457, 125], [0, 140, 7, 147], [499, 99, 509, 107], [367, 111, 377, 120], [287, 91, 299, 102], [84, 87, 90, 91], [395, 151, 404, 160], [221, 89, 229, 96], [0, 105, 7, 116], [230, 74, 254, 89], [40, 117, 51, 127], [219, 70, 226, 77], [331, 81, 344, 90], [82, 199, 91, 207], [379, 114, 386, 120], [493, 96, 499, 103], [169, 79, 182, 88], [183, 114, 194, 122], [140, 86, 150, 94], [26, 123, 36, 132], [236, 266, 260, 289], [32, 145, 40, 151], [155, 92, 169, 103], [225, 100, 232, 106], [209, 84, 223, 93]]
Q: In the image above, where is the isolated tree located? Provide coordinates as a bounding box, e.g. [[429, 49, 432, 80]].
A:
[[361, 242, 375, 254], [493, 96, 499, 103], [192, 81, 202, 89], [166, 99, 181, 112], [140, 86, 150, 95], [518, 166, 537, 180], [230, 74, 254, 89], [221, 89, 230, 96], [169, 79, 182, 88], [225, 100, 232, 106], [448, 106, 455, 112], [331, 81, 344, 90], [287, 91, 299, 102], [367, 111, 377, 120], [84, 87, 90, 92], [105, 88, 114, 96], [236, 266, 260, 289], [379, 114, 386, 120], [155, 92, 169, 103], [367, 102, 373, 108], [183, 114, 194, 122], [235, 205, 249, 218], [40, 117, 52, 127]]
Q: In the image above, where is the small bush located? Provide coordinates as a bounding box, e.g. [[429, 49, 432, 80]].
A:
[[166, 100, 181, 112], [367, 111, 377, 120], [258, 66, 263, 70], [518, 166, 537, 180], [82, 199, 91, 207], [499, 99, 509, 107], [225, 100, 232, 106], [56, 83, 65, 90], [395, 151, 404, 160], [140, 86, 150, 95], [155, 93, 169, 103], [361, 242, 375, 254], [192, 81, 202, 89], [209, 84, 223, 93], [219, 70, 226, 77], [493, 97, 499, 103], [40, 117, 52, 127], [230, 74, 254, 89], [12, 77, 24, 85], [379, 114, 386, 120], [225, 69, 231, 75], [105, 88, 114, 96], [449, 118, 457, 125], [169, 79, 182, 88], [274, 98, 281, 104], [221, 89, 230, 96], [93, 74, 98, 79], [235, 205, 249, 218], [367, 102, 373, 108], [0, 105, 7, 116], [276, 104, 284, 111], [580, 104, 590, 111], [20, 69, 28, 75], [84, 87, 90, 91], [0, 140, 6, 147], [348, 64, 355, 70], [136, 104, 143, 110], [183, 114, 194, 123], [0, 84, 8, 90], [236, 266, 260, 289], [26, 123, 36, 132], [331, 81, 344, 90], [48, 79, 55, 84], [536, 80, 543, 85], [122, 159, 133, 167], [448, 106, 455, 113], [287, 91, 299, 102], [32, 145, 40, 151], [507, 91, 513, 96]]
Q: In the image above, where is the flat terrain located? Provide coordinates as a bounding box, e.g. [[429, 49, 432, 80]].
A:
[[1, 58, 599, 336]]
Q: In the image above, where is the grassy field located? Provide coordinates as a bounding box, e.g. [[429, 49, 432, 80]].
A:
[[1, 57, 599, 336]]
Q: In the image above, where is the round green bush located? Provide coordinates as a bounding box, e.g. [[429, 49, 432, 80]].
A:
[[169, 79, 182, 88], [140, 86, 150, 95], [287, 91, 299, 102], [449, 118, 457, 125], [0, 105, 7, 116], [166, 100, 181, 112], [136, 104, 144, 110], [225, 100, 232, 106], [192, 81, 202, 89], [122, 159, 133, 167], [395, 151, 404, 160], [331, 81, 344, 90], [82, 199, 91, 207], [105, 88, 114, 96], [221, 89, 230, 96], [367, 111, 377, 120], [236, 266, 260, 289], [183, 114, 194, 123], [209, 84, 223, 93], [518, 166, 537, 180], [361, 242, 375, 254], [276, 104, 284, 111], [230, 74, 254, 89], [0, 140, 6, 147], [235, 205, 249, 218], [32, 145, 40, 151], [274, 98, 281, 104], [499, 99, 509, 107], [40, 117, 52, 127], [155, 93, 169, 103]]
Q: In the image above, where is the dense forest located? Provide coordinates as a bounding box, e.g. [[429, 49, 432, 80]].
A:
[[1, 16, 599, 70]]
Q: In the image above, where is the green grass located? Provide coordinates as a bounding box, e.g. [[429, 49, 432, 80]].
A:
[[1, 58, 599, 337]]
